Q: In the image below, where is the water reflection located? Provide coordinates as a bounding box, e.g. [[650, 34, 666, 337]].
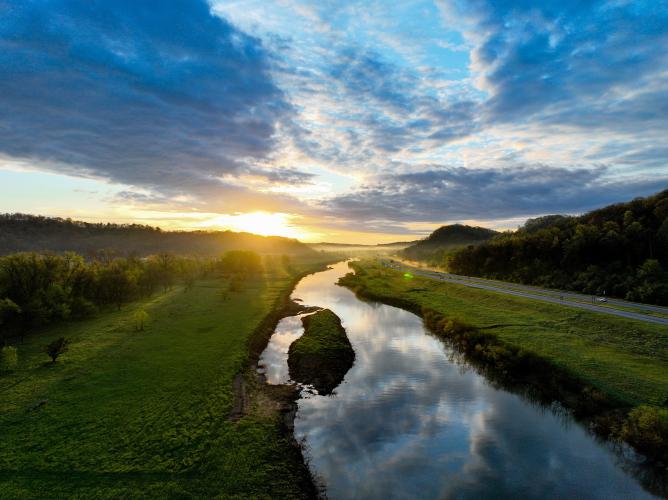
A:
[[259, 314, 307, 384], [265, 261, 658, 499]]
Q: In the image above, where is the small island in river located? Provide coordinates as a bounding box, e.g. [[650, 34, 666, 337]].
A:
[[288, 309, 355, 395]]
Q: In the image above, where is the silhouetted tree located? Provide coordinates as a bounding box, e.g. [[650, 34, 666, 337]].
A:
[[45, 337, 70, 363]]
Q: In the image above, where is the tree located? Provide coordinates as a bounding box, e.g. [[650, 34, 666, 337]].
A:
[[446, 189, 668, 305], [98, 261, 135, 310], [45, 337, 70, 363], [156, 253, 176, 291], [0, 297, 21, 327], [218, 250, 263, 276], [133, 309, 149, 331], [0, 345, 18, 371]]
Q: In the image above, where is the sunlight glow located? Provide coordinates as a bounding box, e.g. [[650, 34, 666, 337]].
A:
[[198, 212, 307, 239]]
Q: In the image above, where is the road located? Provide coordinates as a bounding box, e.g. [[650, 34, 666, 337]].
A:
[[388, 262, 668, 327]]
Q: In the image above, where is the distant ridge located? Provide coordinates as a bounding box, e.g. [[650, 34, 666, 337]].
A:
[[0, 213, 314, 257], [310, 241, 417, 248], [402, 224, 498, 261]]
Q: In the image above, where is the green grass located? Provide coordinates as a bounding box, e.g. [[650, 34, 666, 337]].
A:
[[288, 309, 354, 395], [290, 310, 351, 358], [397, 259, 668, 319], [0, 259, 330, 499], [343, 260, 668, 407]]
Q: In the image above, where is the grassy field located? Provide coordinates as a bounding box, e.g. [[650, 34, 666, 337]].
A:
[[343, 260, 668, 408], [288, 309, 354, 395], [0, 257, 330, 499]]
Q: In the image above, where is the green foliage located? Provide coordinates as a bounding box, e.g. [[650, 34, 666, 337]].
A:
[[0, 255, 330, 497], [449, 189, 668, 305], [0, 297, 21, 321], [0, 251, 211, 339], [133, 309, 149, 331], [218, 250, 263, 275], [45, 337, 70, 363], [290, 309, 352, 356], [0, 345, 18, 371], [402, 224, 497, 263], [288, 309, 355, 394], [621, 406, 668, 458], [0, 298, 21, 342]]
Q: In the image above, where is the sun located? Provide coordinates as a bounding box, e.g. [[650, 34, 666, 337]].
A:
[[199, 212, 306, 239]]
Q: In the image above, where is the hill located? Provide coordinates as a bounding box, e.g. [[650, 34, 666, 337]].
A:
[[449, 189, 668, 305], [402, 224, 498, 263], [309, 241, 416, 254], [0, 214, 314, 257]]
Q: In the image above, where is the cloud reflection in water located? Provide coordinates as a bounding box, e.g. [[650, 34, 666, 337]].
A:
[[267, 262, 653, 499]]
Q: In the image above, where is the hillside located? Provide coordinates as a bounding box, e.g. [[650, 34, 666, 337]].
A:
[[309, 241, 416, 254], [402, 224, 498, 262], [0, 214, 314, 257], [449, 189, 668, 305]]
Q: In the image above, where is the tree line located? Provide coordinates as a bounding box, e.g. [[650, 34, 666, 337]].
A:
[[0, 213, 313, 257], [0, 250, 268, 345], [448, 190, 668, 305]]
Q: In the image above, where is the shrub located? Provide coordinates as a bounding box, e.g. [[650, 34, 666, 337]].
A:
[[45, 337, 70, 363], [133, 309, 149, 331], [621, 405, 668, 458], [0, 345, 18, 372]]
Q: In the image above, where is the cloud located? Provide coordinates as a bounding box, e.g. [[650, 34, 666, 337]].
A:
[[327, 48, 417, 112], [292, 47, 479, 171], [2, 0, 667, 236], [0, 0, 294, 207], [245, 166, 315, 185], [441, 0, 668, 126], [324, 165, 668, 225]]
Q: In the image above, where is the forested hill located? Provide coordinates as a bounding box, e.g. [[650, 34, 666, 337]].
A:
[[449, 189, 668, 305], [402, 224, 498, 262], [0, 214, 314, 257]]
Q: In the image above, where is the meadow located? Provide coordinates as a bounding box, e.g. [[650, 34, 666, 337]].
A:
[[0, 257, 329, 499]]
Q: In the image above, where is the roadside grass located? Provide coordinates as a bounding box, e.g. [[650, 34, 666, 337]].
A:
[[0, 258, 328, 498], [396, 259, 668, 319], [343, 260, 668, 408]]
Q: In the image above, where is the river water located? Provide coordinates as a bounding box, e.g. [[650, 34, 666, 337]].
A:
[[259, 261, 660, 499]]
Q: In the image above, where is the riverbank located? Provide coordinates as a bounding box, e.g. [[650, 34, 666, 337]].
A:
[[0, 257, 332, 498], [288, 309, 355, 395], [339, 260, 668, 463]]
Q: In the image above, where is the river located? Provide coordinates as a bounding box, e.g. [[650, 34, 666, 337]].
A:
[[259, 261, 660, 499]]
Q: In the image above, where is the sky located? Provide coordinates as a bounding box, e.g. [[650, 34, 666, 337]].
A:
[[1, 0, 667, 243]]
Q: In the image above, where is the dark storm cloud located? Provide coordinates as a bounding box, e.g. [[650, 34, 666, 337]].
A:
[[0, 0, 293, 201], [325, 165, 668, 223]]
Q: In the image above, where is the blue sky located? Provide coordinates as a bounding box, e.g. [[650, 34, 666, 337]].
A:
[[0, 0, 667, 242]]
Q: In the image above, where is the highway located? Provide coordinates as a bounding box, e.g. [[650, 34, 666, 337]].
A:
[[387, 261, 668, 327]]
